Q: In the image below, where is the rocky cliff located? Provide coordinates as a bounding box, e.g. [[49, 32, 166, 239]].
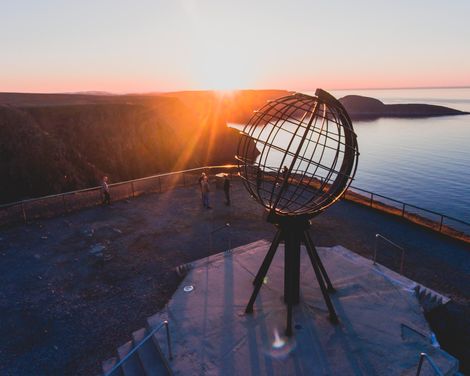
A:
[[0, 90, 288, 203]]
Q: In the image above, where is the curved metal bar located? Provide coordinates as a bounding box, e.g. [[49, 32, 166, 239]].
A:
[[416, 352, 444, 376], [374, 233, 405, 274], [236, 89, 359, 219]]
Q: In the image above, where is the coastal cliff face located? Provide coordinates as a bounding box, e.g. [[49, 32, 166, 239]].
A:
[[0, 90, 287, 203], [0, 98, 238, 203]]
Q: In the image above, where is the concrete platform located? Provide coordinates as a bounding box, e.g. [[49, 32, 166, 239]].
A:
[[150, 240, 458, 375]]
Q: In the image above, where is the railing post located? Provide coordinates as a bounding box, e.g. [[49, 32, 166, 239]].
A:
[[439, 216, 444, 232], [131, 182, 135, 198], [402, 203, 406, 217], [62, 194, 67, 214], [164, 321, 173, 360], [416, 354, 424, 376], [416, 352, 444, 376], [21, 202, 27, 224], [375, 233, 405, 275], [370, 193, 374, 207], [373, 234, 378, 264]]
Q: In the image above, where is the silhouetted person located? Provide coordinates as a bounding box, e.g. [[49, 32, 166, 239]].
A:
[[223, 174, 231, 206], [102, 176, 111, 205], [256, 167, 262, 190], [282, 165, 289, 180], [198, 172, 206, 205], [201, 175, 211, 209]]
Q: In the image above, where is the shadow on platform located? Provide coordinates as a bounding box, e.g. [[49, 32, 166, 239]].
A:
[[150, 240, 458, 375]]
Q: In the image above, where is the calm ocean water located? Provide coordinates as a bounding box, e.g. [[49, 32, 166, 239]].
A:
[[230, 88, 470, 223]]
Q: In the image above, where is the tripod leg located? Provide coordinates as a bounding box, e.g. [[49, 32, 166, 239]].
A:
[[304, 231, 335, 292], [286, 298, 293, 337], [284, 231, 301, 305], [246, 237, 280, 314], [253, 230, 282, 286], [303, 233, 339, 323], [283, 225, 301, 336]]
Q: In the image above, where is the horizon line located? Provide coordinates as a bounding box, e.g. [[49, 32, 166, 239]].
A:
[[1, 84, 470, 96]]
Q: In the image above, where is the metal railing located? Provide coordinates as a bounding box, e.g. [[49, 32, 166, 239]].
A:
[[0, 165, 469, 244], [104, 320, 173, 376], [374, 233, 405, 274], [209, 222, 232, 252], [0, 165, 238, 227], [416, 352, 444, 376], [345, 185, 470, 242]]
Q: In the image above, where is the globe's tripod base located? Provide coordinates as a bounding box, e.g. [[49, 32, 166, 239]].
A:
[[245, 217, 338, 336]]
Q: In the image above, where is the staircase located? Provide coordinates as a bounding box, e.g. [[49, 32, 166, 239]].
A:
[[415, 284, 449, 314], [101, 320, 173, 376]]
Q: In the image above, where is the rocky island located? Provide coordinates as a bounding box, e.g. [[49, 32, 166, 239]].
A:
[[339, 95, 469, 120]]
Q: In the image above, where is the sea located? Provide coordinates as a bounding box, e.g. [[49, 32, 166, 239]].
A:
[[229, 87, 470, 225]]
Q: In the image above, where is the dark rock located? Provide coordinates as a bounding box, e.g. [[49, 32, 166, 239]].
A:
[[339, 95, 469, 120], [425, 301, 470, 374]]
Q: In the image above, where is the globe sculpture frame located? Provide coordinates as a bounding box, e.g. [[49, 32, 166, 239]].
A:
[[236, 89, 359, 336]]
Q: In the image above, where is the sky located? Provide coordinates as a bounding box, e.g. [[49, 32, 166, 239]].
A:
[[1, 0, 469, 93]]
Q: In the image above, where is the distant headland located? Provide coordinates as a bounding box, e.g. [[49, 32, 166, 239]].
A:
[[339, 95, 469, 120]]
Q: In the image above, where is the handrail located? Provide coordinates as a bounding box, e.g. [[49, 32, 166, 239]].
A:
[[416, 352, 444, 376], [0, 164, 238, 209], [104, 320, 173, 376], [348, 185, 470, 226], [0, 164, 469, 242], [210, 223, 231, 235], [374, 233, 405, 274], [209, 222, 232, 252], [248, 165, 470, 227]]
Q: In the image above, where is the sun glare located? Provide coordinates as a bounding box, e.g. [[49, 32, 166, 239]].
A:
[[196, 73, 250, 91], [191, 54, 257, 91]]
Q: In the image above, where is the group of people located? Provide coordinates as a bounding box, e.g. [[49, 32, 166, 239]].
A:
[[198, 172, 231, 209], [101, 172, 232, 209]]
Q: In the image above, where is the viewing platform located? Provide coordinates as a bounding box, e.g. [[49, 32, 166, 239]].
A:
[[0, 176, 468, 375], [127, 240, 457, 375]]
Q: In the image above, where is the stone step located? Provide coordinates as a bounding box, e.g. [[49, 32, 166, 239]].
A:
[[150, 333, 172, 376], [415, 284, 448, 313], [117, 340, 145, 376], [132, 328, 170, 376], [101, 356, 123, 376]]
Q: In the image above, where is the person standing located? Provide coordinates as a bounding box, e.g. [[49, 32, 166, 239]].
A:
[[201, 175, 211, 209], [102, 176, 111, 205], [282, 165, 289, 180], [198, 172, 206, 205], [223, 174, 231, 206]]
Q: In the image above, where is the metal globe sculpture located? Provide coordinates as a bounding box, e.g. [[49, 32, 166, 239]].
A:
[[237, 89, 359, 336], [237, 88, 358, 219]]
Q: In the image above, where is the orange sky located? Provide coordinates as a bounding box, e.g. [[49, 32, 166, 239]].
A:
[[1, 1, 469, 93]]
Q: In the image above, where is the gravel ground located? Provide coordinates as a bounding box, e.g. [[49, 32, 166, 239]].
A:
[[0, 180, 468, 375]]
